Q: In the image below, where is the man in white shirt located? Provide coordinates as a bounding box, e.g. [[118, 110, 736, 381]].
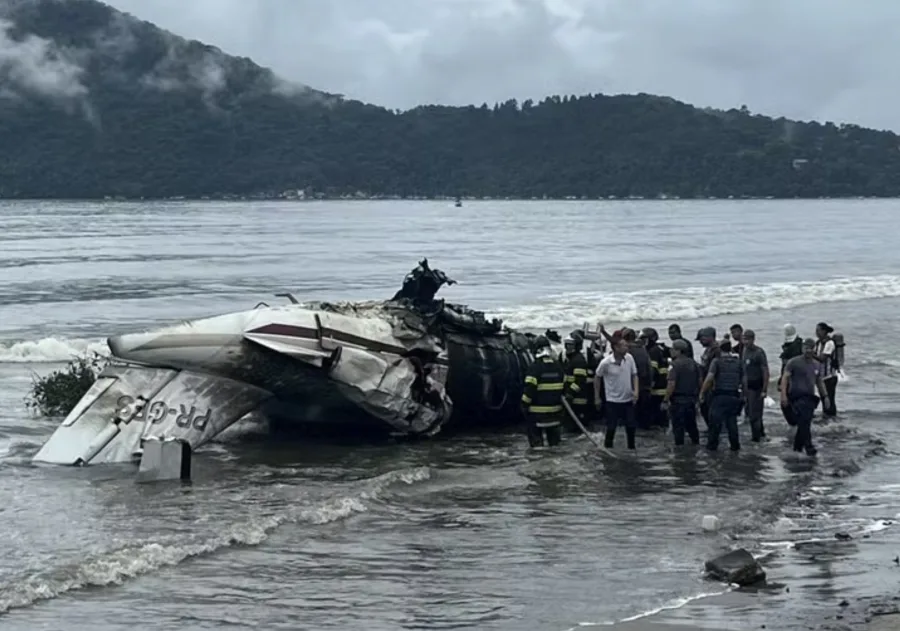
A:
[[814, 321, 838, 416], [594, 335, 639, 450]]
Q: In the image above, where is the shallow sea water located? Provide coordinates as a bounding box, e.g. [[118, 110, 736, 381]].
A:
[[1, 199, 899, 630]]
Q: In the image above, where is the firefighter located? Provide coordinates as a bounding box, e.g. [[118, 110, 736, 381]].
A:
[[521, 335, 567, 448], [585, 335, 605, 425], [562, 333, 590, 432], [640, 327, 670, 429]]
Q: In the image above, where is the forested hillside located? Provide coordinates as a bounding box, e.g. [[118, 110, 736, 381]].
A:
[[2, 0, 900, 199]]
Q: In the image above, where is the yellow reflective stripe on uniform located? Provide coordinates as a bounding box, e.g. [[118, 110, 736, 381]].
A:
[[650, 360, 659, 369], [564, 375, 575, 383], [536, 382, 564, 391], [529, 404, 563, 414], [651, 388, 667, 396], [525, 375, 538, 385], [569, 383, 581, 393], [535, 420, 561, 428], [572, 398, 588, 405], [572, 368, 588, 376], [521, 394, 532, 404]]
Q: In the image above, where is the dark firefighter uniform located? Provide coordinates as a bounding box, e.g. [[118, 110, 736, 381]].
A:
[[522, 337, 567, 448], [585, 339, 604, 424], [562, 336, 590, 432], [641, 328, 670, 429]]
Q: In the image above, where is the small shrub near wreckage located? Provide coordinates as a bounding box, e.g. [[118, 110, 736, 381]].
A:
[[26, 353, 106, 417]]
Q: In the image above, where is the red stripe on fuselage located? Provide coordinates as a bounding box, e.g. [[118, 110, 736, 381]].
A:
[[247, 323, 319, 339], [247, 322, 409, 355]]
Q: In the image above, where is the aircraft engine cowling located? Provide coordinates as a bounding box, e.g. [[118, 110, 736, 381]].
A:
[[442, 331, 535, 430]]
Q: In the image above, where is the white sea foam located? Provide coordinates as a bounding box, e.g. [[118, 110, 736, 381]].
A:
[[565, 588, 732, 629], [0, 337, 108, 363], [760, 515, 899, 551], [5, 273, 899, 363], [493, 274, 900, 329], [0, 466, 431, 615]]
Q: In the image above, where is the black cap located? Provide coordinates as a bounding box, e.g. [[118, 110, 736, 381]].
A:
[[640, 327, 658, 340], [816, 322, 834, 334], [696, 326, 716, 341]]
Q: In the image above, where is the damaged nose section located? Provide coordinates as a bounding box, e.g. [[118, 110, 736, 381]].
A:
[[325, 346, 453, 436]]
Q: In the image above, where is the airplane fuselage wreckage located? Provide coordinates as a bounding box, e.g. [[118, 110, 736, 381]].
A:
[[34, 260, 594, 468]]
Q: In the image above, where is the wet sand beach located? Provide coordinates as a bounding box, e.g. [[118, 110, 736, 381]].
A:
[[609, 598, 900, 631], [609, 622, 734, 631], [609, 620, 900, 631], [607, 588, 900, 631], [869, 615, 900, 631]]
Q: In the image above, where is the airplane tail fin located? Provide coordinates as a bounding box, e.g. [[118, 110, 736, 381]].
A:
[[32, 363, 272, 466]]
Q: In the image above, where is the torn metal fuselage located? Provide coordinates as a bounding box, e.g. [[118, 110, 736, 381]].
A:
[[33, 260, 545, 466]]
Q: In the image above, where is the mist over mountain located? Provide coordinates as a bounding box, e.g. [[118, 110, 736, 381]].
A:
[[2, 0, 900, 200]]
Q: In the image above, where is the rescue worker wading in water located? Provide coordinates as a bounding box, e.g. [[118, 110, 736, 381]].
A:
[[640, 327, 670, 429], [562, 333, 591, 432], [521, 335, 568, 448], [584, 336, 605, 425], [700, 339, 743, 452], [696, 327, 721, 429]]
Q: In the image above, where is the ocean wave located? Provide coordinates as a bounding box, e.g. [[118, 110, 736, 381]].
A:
[[0, 337, 109, 364], [3, 273, 899, 363], [0, 466, 431, 615], [493, 274, 900, 328]]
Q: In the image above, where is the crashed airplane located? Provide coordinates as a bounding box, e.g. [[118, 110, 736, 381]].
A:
[[34, 260, 572, 467]]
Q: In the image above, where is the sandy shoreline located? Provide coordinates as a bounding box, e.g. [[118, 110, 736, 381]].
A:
[[599, 590, 900, 631], [608, 623, 733, 630], [606, 613, 900, 631], [607, 619, 900, 631]]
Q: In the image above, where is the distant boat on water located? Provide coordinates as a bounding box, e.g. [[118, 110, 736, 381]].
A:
[[454, 196, 463, 207]]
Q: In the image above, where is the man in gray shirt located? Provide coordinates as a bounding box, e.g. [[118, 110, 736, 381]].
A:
[[741, 329, 769, 443], [781, 338, 829, 456]]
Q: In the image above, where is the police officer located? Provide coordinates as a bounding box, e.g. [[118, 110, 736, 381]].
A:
[[521, 335, 567, 448], [664, 339, 701, 446], [562, 333, 590, 432], [699, 339, 744, 452], [640, 327, 669, 428], [696, 326, 720, 429]]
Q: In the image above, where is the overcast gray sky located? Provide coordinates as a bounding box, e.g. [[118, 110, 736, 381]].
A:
[[104, 0, 900, 131]]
